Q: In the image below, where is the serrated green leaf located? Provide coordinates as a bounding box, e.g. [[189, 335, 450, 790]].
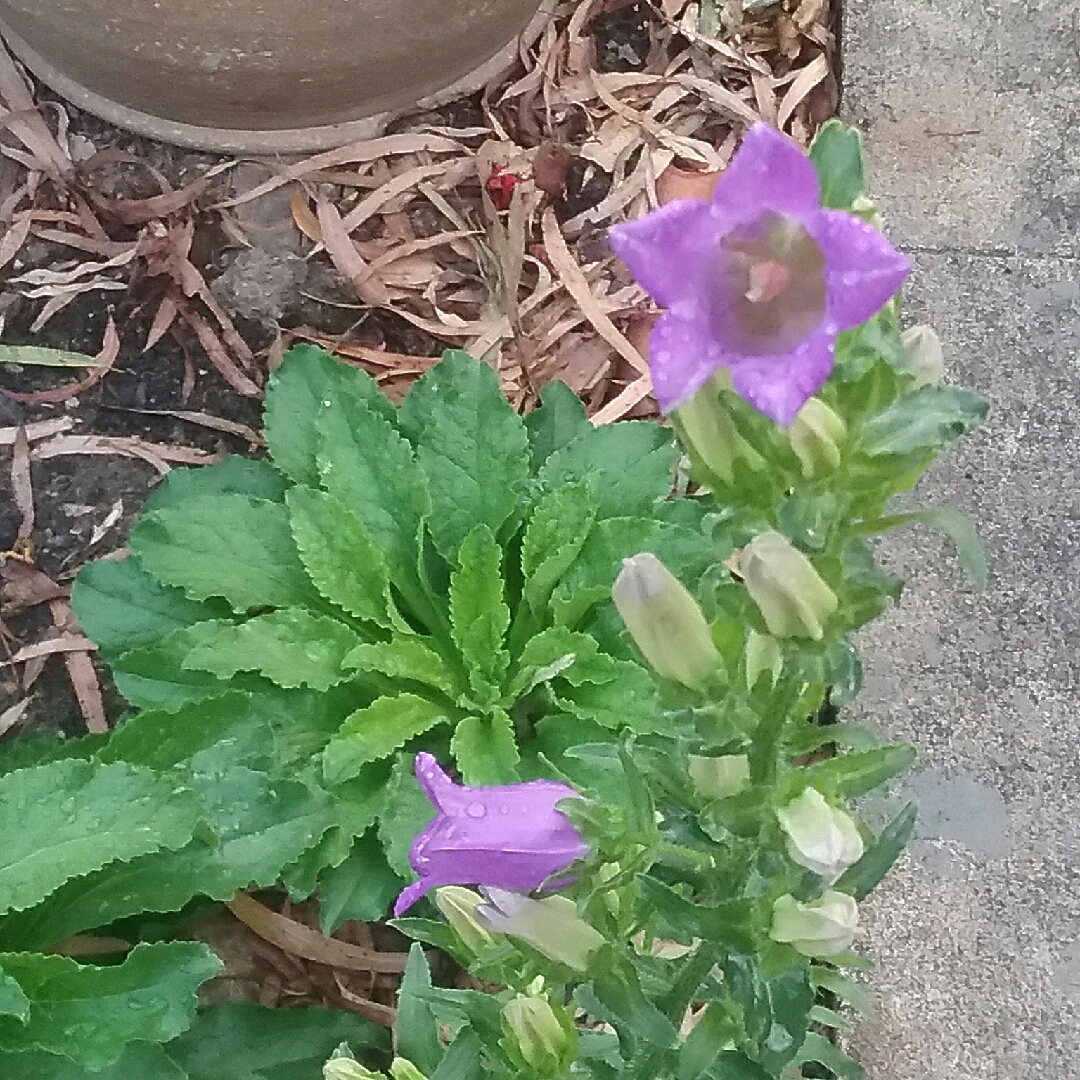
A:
[[0, 734, 105, 779], [0, 1042, 190, 1080], [554, 659, 663, 733], [324, 694, 449, 784], [109, 622, 275, 712], [451, 709, 520, 785], [804, 745, 916, 798], [0, 767, 334, 951], [319, 829, 404, 933], [583, 956, 679, 1050], [398, 351, 529, 561], [538, 421, 677, 519], [836, 801, 917, 900], [343, 637, 457, 697], [507, 627, 599, 698], [265, 344, 395, 486], [396, 944, 444, 1075], [130, 494, 321, 611], [181, 609, 362, 691], [0, 970, 29, 1021], [525, 380, 591, 472], [857, 385, 988, 457], [141, 456, 289, 515], [71, 557, 232, 659], [0, 942, 221, 1068], [450, 524, 510, 694], [520, 483, 598, 617], [0, 760, 203, 915], [317, 394, 430, 593], [809, 120, 866, 209], [166, 1001, 390, 1080], [287, 486, 398, 627], [379, 754, 437, 877]]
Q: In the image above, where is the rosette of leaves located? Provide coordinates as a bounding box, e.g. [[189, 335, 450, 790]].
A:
[[70, 347, 713, 891]]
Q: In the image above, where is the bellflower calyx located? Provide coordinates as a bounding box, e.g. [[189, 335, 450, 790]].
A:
[[776, 787, 864, 883], [392, 753, 588, 916], [609, 123, 909, 425], [770, 890, 859, 957]]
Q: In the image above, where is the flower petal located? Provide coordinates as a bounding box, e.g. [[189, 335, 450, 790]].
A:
[[393, 878, 430, 917], [807, 210, 910, 329], [728, 321, 838, 427], [647, 312, 735, 413], [414, 751, 460, 812], [712, 123, 821, 219], [608, 199, 729, 313]]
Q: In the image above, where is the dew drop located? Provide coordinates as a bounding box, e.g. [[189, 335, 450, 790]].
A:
[[466, 801, 487, 819]]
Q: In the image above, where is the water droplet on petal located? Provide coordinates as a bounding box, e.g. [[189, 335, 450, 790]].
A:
[[466, 801, 487, 819]]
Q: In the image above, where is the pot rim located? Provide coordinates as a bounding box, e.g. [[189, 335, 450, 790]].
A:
[[0, 1, 555, 156]]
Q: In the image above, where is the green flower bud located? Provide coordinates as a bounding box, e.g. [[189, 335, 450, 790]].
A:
[[776, 787, 864, 883], [434, 886, 494, 954], [502, 995, 576, 1076], [675, 375, 765, 487], [475, 888, 604, 972], [323, 1057, 383, 1080], [745, 629, 783, 690], [612, 552, 721, 690], [739, 532, 838, 641], [788, 398, 846, 479], [900, 324, 945, 386], [389, 1061, 428, 1080], [770, 891, 859, 958], [688, 754, 750, 800]]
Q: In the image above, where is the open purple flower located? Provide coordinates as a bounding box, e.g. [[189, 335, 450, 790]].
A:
[[392, 753, 588, 916], [608, 123, 910, 426]]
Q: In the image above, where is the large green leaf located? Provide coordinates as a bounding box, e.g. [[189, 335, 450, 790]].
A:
[[140, 457, 289, 516], [524, 379, 592, 472], [520, 483, 598, 617], [323, 694, 449, 785], [343, 637, 458, 698], [809, 120, 865, 210], [0, 1042, 189, 1080], [857, 385, 988, 457], [538, 421, 677, 519], [181, 609, 363, 691], [398, 350, 530, 561], [395, 945, 444, 1076], [71, 557, 231, 659], [0, 971, 29, 1021], [318, 829, 404, 933], [378, 754, 437, 877], [0, 734, 104, 779], [0, 943, 221, 1068], [130, 494, 321, 611], [0, 767, 334, 951], [0, 760, 202, 915], [287, 486, 398, 627], [450, 708, 520, 785], [450, 524, 511, 695], [836, 801, 918, 900], [317, 394, 430, 592], [804, 745, 916, 799], [165, 1002, 390, 1080], [265, 344, 395, 487]]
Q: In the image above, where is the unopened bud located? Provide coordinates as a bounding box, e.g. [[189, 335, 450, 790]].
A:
[[389, 1061, 427, 1080], [475, 888, 604, 972], [324, 1057, 382, 1080], [612, 553, 721, 690], [739, 532, 838, 641], [900, 324, 945, 386], [745, 630, 783, 690], [789, 398, 846, 479], [776, 787, 864, 883], [688, 754, 750, 800], [502, 995, 576, 1076], [434, 886, 495, 954], [770, 891, 859, 958], [675, 377, 764, 487]]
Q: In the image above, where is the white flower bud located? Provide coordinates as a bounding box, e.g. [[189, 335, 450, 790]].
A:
[[688, 754, 750, 800], [502, 995, 576, 1076], [745, 630, 783, 690], [475, 889, 604, 972], [324, 1057, 383, 1080], [612, 553, 721, 690], [675, 376, 764, 487], [776, 787, 864, 883], [789, 398, 846, 479], [900, 324, 945, 386], [389, 1061, 428, 1080], [770, 891, 859, 958], [739, 532, 838, 641]]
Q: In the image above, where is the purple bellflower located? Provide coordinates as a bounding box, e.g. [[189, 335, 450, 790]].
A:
[[608, 123, 910, 426], [392, 752, 588, 916]]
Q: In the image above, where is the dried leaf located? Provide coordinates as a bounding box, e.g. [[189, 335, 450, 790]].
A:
[[11, 425, 32, 544]]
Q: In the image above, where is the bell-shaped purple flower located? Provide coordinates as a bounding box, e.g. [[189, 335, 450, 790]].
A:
[[392, 753, 588, 916], [609, 123, 910, 426]]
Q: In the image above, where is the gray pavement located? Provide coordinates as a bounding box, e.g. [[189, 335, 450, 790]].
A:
[[842, 2, 1080, 1076]]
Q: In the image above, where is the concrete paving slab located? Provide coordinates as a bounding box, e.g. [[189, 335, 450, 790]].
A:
[[841, 6, 1079, 1072]]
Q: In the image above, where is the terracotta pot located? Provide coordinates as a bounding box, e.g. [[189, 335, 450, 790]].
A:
[[0, 0, 549, 153]]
